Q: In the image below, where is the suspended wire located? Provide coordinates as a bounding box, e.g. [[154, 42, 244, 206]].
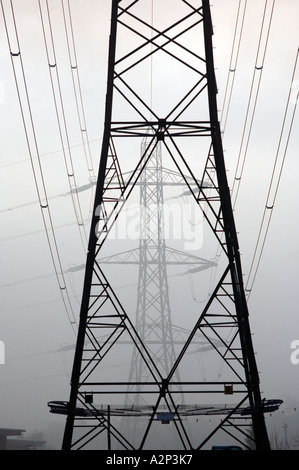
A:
[[0, 136, 102, 170], [202, 1, 248, 197], [0, 138, 100, 229], [245, 48, 299, 298], [38, 0, 88, 251], [0, 179, 96, 214], [150, 0, 154, 120], [61, 0, 96, 180], [1, 1, 296, 338], [207, 0, 275, 296], [231, 0, 276, 207], [0, 295, 74, 314], [0, 220, 81, 242], [220, 0, 247, 131], [201, 2, 248, 220], [1, 0, 77, 332], [200, 0, 249, 293]]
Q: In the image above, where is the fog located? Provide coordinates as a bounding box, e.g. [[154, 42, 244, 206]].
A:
[[0, 0, 298, 450]]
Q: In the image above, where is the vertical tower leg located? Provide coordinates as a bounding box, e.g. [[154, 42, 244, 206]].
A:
[[61, 0, 119, 451], [54, 0, 275, 451], [201, 0, 270, 450]]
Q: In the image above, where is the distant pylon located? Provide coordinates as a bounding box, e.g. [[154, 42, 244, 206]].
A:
[[112, 135, 215, 446], [55, 0, 279, 451]]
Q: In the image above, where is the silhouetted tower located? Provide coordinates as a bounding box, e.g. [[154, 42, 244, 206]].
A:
[[133, 138, 176, 380], [87, 135, 215, 448], [57, 0, 275, 450]]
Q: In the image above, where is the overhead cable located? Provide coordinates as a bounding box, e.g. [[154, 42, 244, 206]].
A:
[[1, 0, 77, 331], [245, 48, 299, 298]]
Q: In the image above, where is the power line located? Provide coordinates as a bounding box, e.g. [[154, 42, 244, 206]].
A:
[[245, 47, 299, 298], [0, 136, 102, 170], [1, 0, 77, 332], [0, 180, 96, 215], [220, 0, 247, 131], [200, 0, 249, 294], [0, 0, 297, 356], [38, 0, 88, 250], [231, 0, 276, 207], [208, 0, 276, 296], [61, 0, 96, 180]]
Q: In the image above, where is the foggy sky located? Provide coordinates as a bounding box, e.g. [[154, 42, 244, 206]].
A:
[[0, 0, 298, 449]]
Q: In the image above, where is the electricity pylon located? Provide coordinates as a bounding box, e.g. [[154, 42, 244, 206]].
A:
[[98, 135, 216, 447], [52, 0, 280, 451]]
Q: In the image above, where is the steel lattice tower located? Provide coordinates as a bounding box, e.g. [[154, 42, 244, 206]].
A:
[[51, 0, 280, 451], [117, 136, 214, 446], [121, 138, 182, 447], [134, 138, 176, 379]]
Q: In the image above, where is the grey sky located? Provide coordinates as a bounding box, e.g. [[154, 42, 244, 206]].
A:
[[0, 0, 298, 448]]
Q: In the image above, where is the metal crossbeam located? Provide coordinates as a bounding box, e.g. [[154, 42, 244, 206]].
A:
[[57, 0, 277, 451]]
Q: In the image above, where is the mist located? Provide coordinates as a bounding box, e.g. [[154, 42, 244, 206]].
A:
[[0, 0, 298, 451]]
